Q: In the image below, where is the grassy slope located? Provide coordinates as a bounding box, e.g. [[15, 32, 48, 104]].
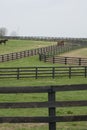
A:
[[0, 43, 87, 129], [0, 39, 56, 54]]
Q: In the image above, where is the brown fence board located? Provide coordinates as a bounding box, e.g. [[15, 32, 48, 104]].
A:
[[0, 45, 59, 63], [0, 84, 87, 129], [0, 115, 87, 123], [0, 100, 87, 108], [0, 84, 87, 93], [0, 66, 87, 79], [42, 55, 87, 66]]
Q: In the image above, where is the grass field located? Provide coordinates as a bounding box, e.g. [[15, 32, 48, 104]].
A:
[[0, 41, 87, 130], [60, 48, 87, 58], [0, 39, 56, 55]]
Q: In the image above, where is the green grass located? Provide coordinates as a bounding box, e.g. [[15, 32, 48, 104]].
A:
[[0, 55, 65, 68], [60, 47, 87, 58], [0, 55, 54, 67], [0, 55, 87, 87], [0, 41, 87, 130], [0, 39, 56, 54], [0, 84, 87, 130], [0, 77, 87, 86], [0, 122, 87, 130], [0, 76, 87, 130]]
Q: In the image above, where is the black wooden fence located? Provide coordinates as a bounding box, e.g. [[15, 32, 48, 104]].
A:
[[0, 85, 87, 130], [0, 45, 54, 62], [39, 54, 87, 66], [0, 43, 83, 63], [0, 66, 87, 79]]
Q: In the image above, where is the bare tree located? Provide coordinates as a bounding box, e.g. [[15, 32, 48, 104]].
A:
[[0, 27, 7, 37]]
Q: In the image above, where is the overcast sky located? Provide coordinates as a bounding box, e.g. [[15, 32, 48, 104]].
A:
[[0, 0, 87, 38]]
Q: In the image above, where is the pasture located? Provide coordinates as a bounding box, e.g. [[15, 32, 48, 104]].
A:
[[60, 48, 87, 58], [0, 40, 87, 130], [0, 39, 56, 55]]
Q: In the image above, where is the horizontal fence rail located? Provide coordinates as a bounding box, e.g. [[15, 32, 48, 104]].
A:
[[0, 42, 84, 63], [0, 84, 87, 130], [40, 55, 87, 66], [0, 66, 87, 79], [0, 44, 59, 63], [39, 44, 84, 58]]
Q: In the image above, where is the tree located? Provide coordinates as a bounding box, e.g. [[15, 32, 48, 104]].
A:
[[0, 27, 7, 37]]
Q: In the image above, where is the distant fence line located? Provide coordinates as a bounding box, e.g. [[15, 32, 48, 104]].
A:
[[3, 36, 87, 43], [39, 54, 87, 66], [0, 44, 58, 63], [41, 44, 83, 56], [1, 36, 87, 48], [0, 66, 87, 79], [0, 44, 82, 63], [0, 85, 87, 130]]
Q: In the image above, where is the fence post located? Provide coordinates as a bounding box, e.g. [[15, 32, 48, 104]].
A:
[[12, 53, 14, 60], [34, 49, 37, 55], [24, 51, 26, 57], [2, 55, 4, 62], [48, 86, 56, 130], [85, 67, 87, 78], [69, 67, 71, 79], [52, 67, 55, 78], [79, 58, 81, 66], [31, 50, 33, 56], [36, 67, 38, 79], [65, 57, 67, 65], [28, 50, 30, 56]]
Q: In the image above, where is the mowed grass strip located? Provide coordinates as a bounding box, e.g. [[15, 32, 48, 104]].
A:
[[60, 47, 87, 58], [0, 39, 56, 54]]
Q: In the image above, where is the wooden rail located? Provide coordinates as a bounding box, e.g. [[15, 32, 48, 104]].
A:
[[0, 84, 87, 130], [0, 66, 87, 79], [0, 44, 82, 63], [0, 45, 57, 62], [40, 54, 87, 66]]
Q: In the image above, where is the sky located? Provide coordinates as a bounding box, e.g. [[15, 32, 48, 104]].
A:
[[0, 0, 87, 38]]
